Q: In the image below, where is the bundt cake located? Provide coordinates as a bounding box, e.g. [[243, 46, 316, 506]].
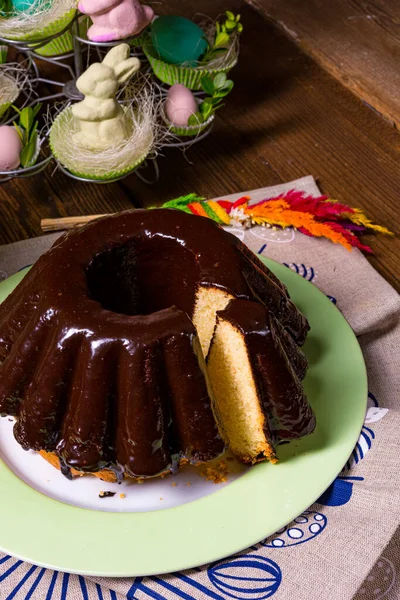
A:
[[0, 208, 315, 481], [207, 299, 315, 464]]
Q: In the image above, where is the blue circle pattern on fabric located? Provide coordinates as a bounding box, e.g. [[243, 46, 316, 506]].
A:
[[261, 510, 327, 548], [207, 556, 282, 599]]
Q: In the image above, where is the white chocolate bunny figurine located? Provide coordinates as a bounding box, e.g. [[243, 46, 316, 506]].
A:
[[71, 44, 140, 150]]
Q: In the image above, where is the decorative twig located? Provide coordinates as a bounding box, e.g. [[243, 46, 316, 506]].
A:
[[41, 215, 109, 232]]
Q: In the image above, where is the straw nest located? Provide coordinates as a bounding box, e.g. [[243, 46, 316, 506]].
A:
[[0, 62, 31, 114], [0, 0, 75, 39], [50, 80, 167, 179], [194, 16, 240, 71], [0, 73, 19, 106]]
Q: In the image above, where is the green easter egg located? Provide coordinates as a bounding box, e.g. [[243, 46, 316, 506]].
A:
[[151, 15, 208, 66]]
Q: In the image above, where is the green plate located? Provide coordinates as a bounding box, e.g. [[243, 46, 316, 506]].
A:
[[0, 258, 367, 576]]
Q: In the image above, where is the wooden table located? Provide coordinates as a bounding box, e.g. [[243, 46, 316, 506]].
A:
[[0, 0, 398, 291]]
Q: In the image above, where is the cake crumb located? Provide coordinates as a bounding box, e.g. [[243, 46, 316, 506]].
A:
[[200, 460, 229, 484], [160, 497, 163, 500], [137, 478, 144, 485], [119, 493, 126, 499], [99, 491, 116, 498], [171, 482, 177, 487], [186, 482, 191, 487]]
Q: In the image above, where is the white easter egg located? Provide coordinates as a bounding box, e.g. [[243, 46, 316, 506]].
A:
[[165, 84, 198, 127], [0, 126, 22, 171]]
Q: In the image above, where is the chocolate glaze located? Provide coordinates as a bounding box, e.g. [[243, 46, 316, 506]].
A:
[[215, 299, 316, 445], [0, 209, 310, 477]]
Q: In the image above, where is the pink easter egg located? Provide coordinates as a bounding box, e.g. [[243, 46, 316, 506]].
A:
[[0, 126, 22, 171], [165, 84, 198, 127]]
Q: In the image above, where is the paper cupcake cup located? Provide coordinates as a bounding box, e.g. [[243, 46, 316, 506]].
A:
[[143, 42, 237, 91], [50, 107, 149, 182], [162, 107, 214, 137], [7, 9, 76, 56], [59, 153, 148, 181]]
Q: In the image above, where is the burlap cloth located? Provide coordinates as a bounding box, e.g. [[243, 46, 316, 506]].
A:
[[0, 176, 399, 600]]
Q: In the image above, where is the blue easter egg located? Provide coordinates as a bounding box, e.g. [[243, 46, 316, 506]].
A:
[[262, 510, 327, 547], [12, 0, 50, 12], [208, 555, 282, 599], [151, 16, 208, 66]]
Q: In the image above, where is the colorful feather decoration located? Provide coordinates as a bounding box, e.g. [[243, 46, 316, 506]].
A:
[[161, 191, 393, 253]]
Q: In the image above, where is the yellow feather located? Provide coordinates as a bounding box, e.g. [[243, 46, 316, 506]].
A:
[[347, 209, 394, 235]]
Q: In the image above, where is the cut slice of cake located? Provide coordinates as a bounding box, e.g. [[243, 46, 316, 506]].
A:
[[207, 299, 316, 464]]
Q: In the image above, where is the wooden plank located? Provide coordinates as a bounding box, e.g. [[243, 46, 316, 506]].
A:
[[0, 0, 398, 291], [247, 0, 400, 127]]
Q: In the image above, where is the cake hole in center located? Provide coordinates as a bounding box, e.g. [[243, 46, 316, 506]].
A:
[[86, 237, 199, 316]]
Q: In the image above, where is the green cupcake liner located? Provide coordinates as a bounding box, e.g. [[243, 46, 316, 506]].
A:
[[62, 153, 147, 181], [50, 106, 149, 182], [6, 9, 76, 56], [162, 109, 214, 137], [143, 42, 237, 91], [35, 9, 76, 56]]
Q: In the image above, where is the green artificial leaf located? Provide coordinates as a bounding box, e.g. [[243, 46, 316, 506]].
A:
[[201, 76, 215, 96], [214, 90, 229, 99], [214, 31, 230, 48], [221, 24, 227, 33], [12, 122, 25, 144], [199, 100, 213, 119], [19, 107, 33, 134], [225, 10, 235, 20], [188, 112, 204, 126], [237, 22, 243, 33], [32, 103, 42, 119], [30, 120, 39, 142], [236, 14, 241, 21], [223, 79, 234, 93], [199, 99, 212, 114], [225, 19, 237, 31], [215, 21, 220, 35], [213, 72, 227, 89], [20, 131, 38, 168]]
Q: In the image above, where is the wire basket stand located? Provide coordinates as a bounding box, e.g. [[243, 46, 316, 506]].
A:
[[0, 15, 214, 184]]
